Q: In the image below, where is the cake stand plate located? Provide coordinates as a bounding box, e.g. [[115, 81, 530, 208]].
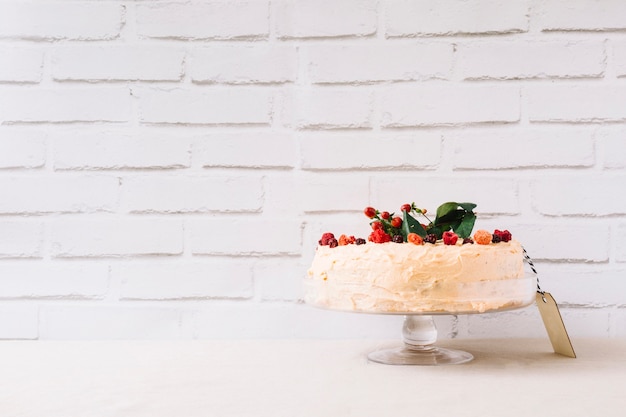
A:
[[367, 315, 473, 365]]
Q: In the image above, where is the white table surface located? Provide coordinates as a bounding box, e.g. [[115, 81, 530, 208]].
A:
[[1, 338, 624, 417]]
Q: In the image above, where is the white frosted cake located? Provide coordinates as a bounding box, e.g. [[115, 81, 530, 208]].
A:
[[304, 202, 536, 314]]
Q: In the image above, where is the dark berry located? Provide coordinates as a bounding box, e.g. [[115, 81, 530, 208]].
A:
[[462, 238, 474, 245], [355, 238, 366, 245], [494, 229, 512, 242], [328, 238, 338, 248], [491, 234, 501, 243], [424, 234, 437, 244], [392, 234, 404, 243]]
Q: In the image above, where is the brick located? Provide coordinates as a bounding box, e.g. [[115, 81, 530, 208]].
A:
[[466, 309, 545, 339], [50, 217, 183, 257], [296, 174, 369, 213], [0, 47, 43, 83], [615, 224, 626, 263], [0, 2, 122, 40], [0, 262, 108, 299], [381, 84, 519, 127], [121, 175, 263, 213], [0, 176, 118, 214], [274, 0, 377, 39], [457, 40, 605, 80], [284, 88, 372, 129], [538, 0, 626, 31], [385, 0, 528, 37], [0, 129, 46, 169], [372, 177, 520, 215], [195, 133, 296, 169], [613, 41, 626, 77], [137, 87, 272, 125], [190, 45, 297, 84], [0, 220, 43, 258], [0, 305, 38, 339], [116, 260, 253, 300], [51, 130, 191, 170], [532, 176, 626, 216], [52, 45, 185, 81], [0, 87, 131, 123], [451, 128, 595, 169], [306, 42, 453, 84], [136, 1, 269, 40], [527, 85, 626, 122], [39, 305, 189, 339], [514, 224, 609, 262], [300, 132, 441, 170], [598, 129, 626, 169], [254, 258, 305, 301], [534, 263, 626, 306], [558, 308, 610, 338], [189, 218, 301, 255]]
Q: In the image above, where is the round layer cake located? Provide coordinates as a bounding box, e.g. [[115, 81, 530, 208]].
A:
[[305, 239, 535, 314]]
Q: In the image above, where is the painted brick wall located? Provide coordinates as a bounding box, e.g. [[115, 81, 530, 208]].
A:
[[1, 0, 625, 340]]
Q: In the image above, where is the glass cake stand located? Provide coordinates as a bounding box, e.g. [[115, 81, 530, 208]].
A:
[[305, 272, 537, 366]]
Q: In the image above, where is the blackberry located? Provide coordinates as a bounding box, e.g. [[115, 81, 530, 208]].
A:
[[462, 238, 474, 245], [424, 234, 437, 244], [392, 234, 404, 243], [328, 238, 339, 248], [491, 234, 501, 243], [355, 238, 367, 245]]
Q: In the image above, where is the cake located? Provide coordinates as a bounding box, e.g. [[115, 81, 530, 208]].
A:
[[305, 202, 535, 314]]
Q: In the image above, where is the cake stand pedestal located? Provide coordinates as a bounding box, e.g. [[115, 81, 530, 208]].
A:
[[367, 315, 473, 365]]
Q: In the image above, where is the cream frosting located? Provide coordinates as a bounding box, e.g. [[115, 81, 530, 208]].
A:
[[305, 240, 535, 314]]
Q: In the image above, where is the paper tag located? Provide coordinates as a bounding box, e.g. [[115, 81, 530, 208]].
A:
[[536, 292, 576, 358]]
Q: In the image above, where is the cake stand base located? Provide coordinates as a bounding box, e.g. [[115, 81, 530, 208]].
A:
[[367, 315, 474, 366]]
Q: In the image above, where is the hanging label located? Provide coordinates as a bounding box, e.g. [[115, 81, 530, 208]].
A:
[[536, 292, 576, 358]]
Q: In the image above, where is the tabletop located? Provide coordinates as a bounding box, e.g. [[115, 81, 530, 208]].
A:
[[1, 338, 624, 417]]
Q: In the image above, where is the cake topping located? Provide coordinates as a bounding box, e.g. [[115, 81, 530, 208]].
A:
[[318, 202, 513, 247]]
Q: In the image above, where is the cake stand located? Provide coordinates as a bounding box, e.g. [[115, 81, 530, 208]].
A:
[[305, 272, 537, 366]]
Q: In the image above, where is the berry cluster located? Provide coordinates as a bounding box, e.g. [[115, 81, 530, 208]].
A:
[[316, 201, 513, 248]]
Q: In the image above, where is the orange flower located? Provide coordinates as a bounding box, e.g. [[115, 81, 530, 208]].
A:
[[473, 229, 492, 245]]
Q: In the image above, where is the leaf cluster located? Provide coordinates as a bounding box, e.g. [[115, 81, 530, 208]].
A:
[[402, 202, 477, 240]]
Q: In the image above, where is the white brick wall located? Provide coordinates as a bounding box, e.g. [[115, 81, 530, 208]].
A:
[[1, 0, 625, 340]]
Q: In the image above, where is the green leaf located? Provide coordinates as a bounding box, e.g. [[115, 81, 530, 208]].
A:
[[435, 202, 459, 219], [454, 212, 476, 239], [402, 210, 427, 239], [458, 202, 477, 212]]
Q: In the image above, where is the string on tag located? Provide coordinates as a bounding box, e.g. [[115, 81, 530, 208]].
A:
[[522, 247, 547, 303]]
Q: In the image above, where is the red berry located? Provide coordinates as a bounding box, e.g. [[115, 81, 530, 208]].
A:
[[380, 211, 390, 220], [364, 207, 377, 218], [368, 229, 391, 243], [328, 238, 338, 248], [400, 204, 412, 212], [318, 232, 335, 246], [371, 221, 383, 230], [443, 231, 458, 245], [390, 217, 402, 228], [494, 229, 512, 243]]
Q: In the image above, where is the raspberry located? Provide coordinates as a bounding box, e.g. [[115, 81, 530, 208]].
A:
[[364, 207, 377, 219], [318, 232, 335, 246], [494, 229, 512, 242], [355, 238, 366, 245], [401, 203, 412, 212], [491, 234, 501, 243], [371, 221, 383, 231], [392, 234, 404, 243], [462, 238, 474, 245], [443, 231, 458, 245], [390, 217, 402, 228], [473, 229, 492, 245], [407, 233, 423, 245], [328, 238, 338, 248], [368, 229, 391, 243], [424, 234, 437, 244], [380, 211, 390, 220]]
